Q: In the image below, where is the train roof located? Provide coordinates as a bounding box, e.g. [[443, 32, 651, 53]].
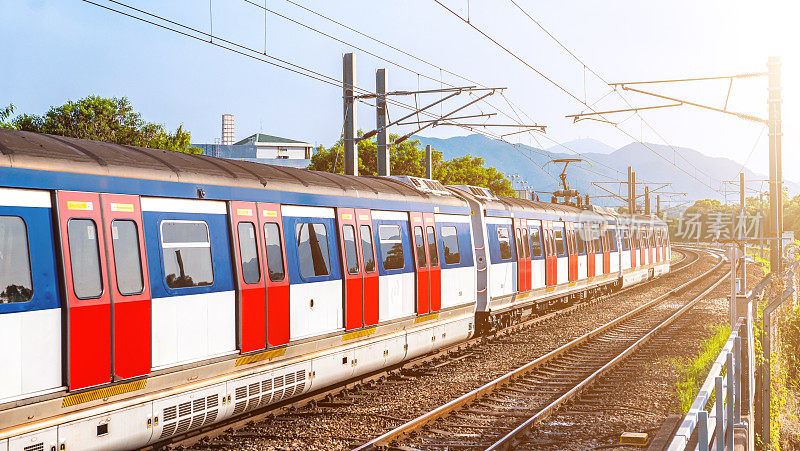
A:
[[0, 130, 465, 207]]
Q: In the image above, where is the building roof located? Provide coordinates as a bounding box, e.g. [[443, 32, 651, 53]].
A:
[[234, 133, 310, 146]]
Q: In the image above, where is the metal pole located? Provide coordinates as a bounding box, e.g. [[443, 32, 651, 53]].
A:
[[716, 376, 724, 451], [657, 194, 661, 217], [739, 172, 747, 295], [376, 68, 389, 176], [762, 308, 771, 444], [735, 336, 742, 423], [628, 166, 633, 213], [768, 56, 781, 273], [645, 186, 650, 215], [631, 171, 637, 214], [727, 353, 735, 450], [425, 145, 433, 179], [698, 410, 709, 451], [760, 191, 765, 259], [343, 53, 357, 176], [731, 244, 737, 326]]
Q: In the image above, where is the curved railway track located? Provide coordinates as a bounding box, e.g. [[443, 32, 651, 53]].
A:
[[354, 247, 726, 450], [153, 248, 702, 450]]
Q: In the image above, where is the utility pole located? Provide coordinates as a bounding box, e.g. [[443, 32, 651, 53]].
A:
[[631, 171, 637, 214], [768, 56, 782, 272], [657, 194, 661, 217], [739, 172, 747, 290], [627, 167, 633, 213], [376, 68, 389, 176], [644, 186, 651, 215], [343, 53, 357, 176], [425, 145, 433, 179]]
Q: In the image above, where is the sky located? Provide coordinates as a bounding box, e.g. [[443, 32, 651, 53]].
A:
[[2, 0, 799, 189]]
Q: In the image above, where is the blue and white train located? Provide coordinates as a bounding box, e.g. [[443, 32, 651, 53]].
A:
[[0, 130, 670, 450]]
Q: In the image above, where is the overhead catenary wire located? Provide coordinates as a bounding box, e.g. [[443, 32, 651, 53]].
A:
[[437, 0, 723, 194]]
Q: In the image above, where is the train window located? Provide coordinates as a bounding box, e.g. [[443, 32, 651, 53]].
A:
[[0, 216, 33, 304], [68, 218, 104, 299], [161, 220, 213, 288], [441, 226, 461, 264], [530, 227, 542, 258], [554, 228, 565, 256], [237, 222, 261, 284], [575, 227, 585, 254], [264, 223, 286, 282], [592, 225, 601, 252], [111, 220, 144, 295], [620, 229, 629, 251], [607, 230, 617, 252], [379, 225, 405, 270], [413, 226, 427, 268], [497, 226, 513, 260], [342, 225, 359, 275], [427, 226, 439, 267], [360, 225, 376, 273], [296, 223, 331, 278], [522, 227, 531, 258]]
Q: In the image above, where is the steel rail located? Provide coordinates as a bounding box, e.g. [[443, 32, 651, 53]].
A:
[[154, 249, 697, 450], [354, 248, 719, 450]]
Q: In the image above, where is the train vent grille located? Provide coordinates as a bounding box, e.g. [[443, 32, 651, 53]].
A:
[[160, 394, 221, 439], [163, 405, 177, 422], [24, 443, 44, 451]]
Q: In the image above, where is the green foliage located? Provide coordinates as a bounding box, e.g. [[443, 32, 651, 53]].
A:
[[0, 104, 14, 129], [308, 133, 515, 197], [671, 324, 731, 414], [5, 96, 201, 154]]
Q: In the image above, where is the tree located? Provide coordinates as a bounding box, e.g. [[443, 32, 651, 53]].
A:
[[0, 104, 14, 129], [7, 96, 202, 154], [308, 133, 515, 197]]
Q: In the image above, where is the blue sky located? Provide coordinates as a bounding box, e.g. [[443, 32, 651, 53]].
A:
[[2, 0, 798, 184]]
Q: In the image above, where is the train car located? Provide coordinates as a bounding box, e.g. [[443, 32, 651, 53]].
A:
[[0, 129, 670, 451], [0, 130, 476, 450], [447, 186, 669, 331]]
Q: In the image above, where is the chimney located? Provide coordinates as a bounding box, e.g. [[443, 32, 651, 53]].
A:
[[221, 114, 235, 145]]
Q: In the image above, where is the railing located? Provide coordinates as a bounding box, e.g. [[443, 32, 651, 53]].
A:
[[668, 273, 773, 451]]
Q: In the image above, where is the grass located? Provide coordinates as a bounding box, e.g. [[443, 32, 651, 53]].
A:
[[671, 324, 731, 414]]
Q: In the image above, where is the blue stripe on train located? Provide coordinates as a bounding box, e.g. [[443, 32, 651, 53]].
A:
[[0, 205, 61, 313], [0, 167, 470, 215], [142, 211, 234, 299]]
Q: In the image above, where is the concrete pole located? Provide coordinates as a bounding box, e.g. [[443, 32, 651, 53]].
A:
[[376, 68, 389, 176], [425, 145, 433, 179], [657, 194, 661, 217], [343, 53, 357, 176], [768, 56, 782, 272], [644, 186, 651, 215]]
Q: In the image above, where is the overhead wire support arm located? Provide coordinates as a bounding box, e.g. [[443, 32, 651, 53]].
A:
[[396, 112, 496, 126], [354, 86, 499, 99], [393, 90, 498, 145], [500, 126, 547, 137], [358, 90, 463, 141], [617, 85, 768, 124], [565, 103, 683, 122], [609, 73, 767, 86]]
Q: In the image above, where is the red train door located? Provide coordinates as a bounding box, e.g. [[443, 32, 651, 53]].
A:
[[356, 210, 379, 325], [514, 218, 529, 292], [602, 227, 611, 274], [258, 204, 290, 347], [649, 228, 656, 264], [544, 221, 556, 286], [101, 194, 151, 380], [639, 227, 647, 266], [57, 191, 111, 390], [586, 223, 595, 277], [230, 202, 267, 353], [567, 223, 578, 282], [337, 208, 363, 330], [423, 213, 441, 312], [630, 226, 638, 269], [410, 212, 430, 315]]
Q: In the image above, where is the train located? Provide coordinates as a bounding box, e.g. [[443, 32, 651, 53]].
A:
[[0, 129, 670, 450]]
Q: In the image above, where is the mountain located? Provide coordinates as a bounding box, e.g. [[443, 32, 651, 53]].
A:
[[545, 138, 615, 155], [413, 134, 797, 209]]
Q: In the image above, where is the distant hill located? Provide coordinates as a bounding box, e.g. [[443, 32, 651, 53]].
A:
[[413, 134, 796, 209]]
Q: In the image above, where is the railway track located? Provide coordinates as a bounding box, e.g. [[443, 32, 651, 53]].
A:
[[154, 248, 701, 450], [353, 248, 726, 450]]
